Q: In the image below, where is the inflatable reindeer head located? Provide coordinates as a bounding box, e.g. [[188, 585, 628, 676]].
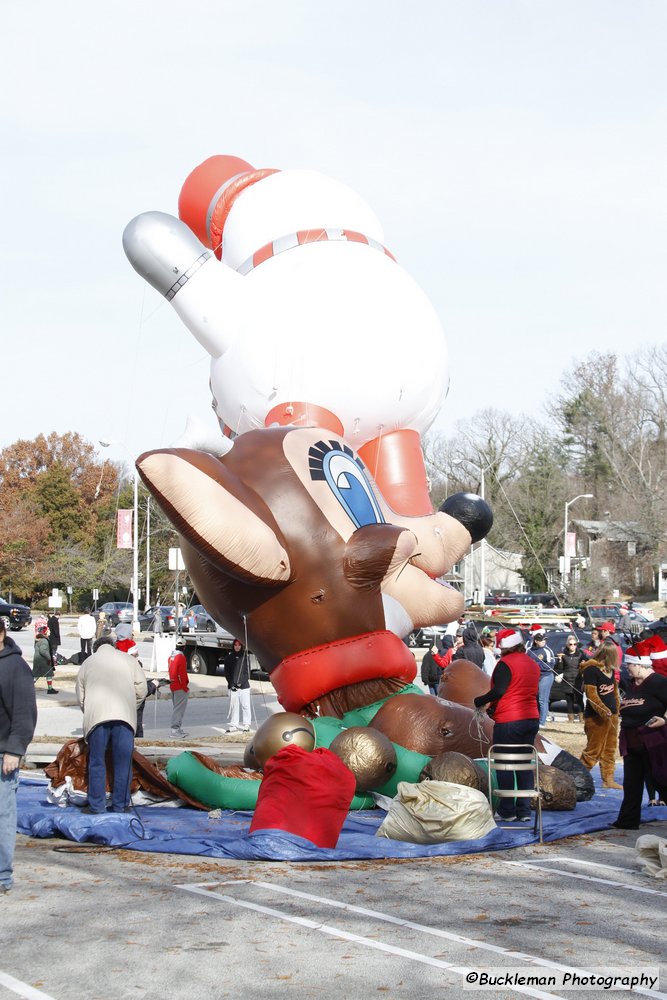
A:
[[137, 427, 491, 714]]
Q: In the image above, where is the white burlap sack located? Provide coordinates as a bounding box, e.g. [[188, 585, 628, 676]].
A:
[[376, 780, 496, 844], [636, 835, 667, 879]]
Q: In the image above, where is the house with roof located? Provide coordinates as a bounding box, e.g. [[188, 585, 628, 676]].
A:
[[570, 518, 656, 596]]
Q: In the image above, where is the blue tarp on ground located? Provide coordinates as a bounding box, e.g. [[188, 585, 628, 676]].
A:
[[16, 774, 667, 861]]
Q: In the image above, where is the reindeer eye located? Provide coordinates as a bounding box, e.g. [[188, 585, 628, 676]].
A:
[[308, 439, 385, 528]]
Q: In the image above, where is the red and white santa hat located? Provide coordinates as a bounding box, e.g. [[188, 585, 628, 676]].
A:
[[645, 634, 667, 676], [496, 628, 523, 650], [529, 623, 545, 634], [624, 641, 652, 667]]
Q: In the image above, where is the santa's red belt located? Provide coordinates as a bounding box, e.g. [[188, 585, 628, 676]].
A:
[[270, 631, 417, 713]]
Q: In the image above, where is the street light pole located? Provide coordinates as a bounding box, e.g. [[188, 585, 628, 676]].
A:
[[563, 493, 594, 590], [455, 458, 489, 605], [132, 466, 139, 630], [145, 496, 150, 611], [480, 466, 486, 605], [100, 439, 140, 636]]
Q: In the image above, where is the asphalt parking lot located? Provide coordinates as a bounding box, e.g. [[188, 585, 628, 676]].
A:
[[3, 818, 667, 1000], [4, 623, 667, 1000]]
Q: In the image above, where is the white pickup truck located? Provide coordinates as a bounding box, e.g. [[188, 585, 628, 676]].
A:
[[177, 627, 267, 679]]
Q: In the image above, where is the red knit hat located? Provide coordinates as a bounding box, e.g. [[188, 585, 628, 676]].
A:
[[599, 621, 616, 633], [496, 628, 523, 650]]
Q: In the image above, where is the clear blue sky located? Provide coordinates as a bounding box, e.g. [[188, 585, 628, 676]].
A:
[[3, 0, 666, 466]]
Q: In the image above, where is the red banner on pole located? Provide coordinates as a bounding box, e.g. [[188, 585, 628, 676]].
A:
[[117, 509, 133, 549]]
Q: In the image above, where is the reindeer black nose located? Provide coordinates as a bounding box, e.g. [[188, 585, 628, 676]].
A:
[[439, 492, 493, 543]]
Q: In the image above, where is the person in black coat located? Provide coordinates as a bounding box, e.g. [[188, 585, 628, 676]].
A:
[[421, 646, 442, 696], [0, 619, 38, 892], [452, 625, 485, 669], [556, 636, 586, 721], [47, 612, 61, 663]]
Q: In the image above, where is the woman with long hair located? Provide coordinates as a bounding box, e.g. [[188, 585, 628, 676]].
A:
[[579, 643, 621, 788]]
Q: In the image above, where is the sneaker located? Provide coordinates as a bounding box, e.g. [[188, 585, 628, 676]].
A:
[[171, 729, 188, 739], [494, 811, 516, 822], [0, 885, 11, 895], [240, 726, 250, 732], [516, 815, 532, 823], [80, 806, 106, 815], [46, 688, 59, 695], [225, 725, 240, 732], [546, 715, 555, 722]]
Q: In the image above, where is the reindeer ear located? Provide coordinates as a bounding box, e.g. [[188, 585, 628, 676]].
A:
[[343, 525, 417, 590], [136, 448, 291, 586]]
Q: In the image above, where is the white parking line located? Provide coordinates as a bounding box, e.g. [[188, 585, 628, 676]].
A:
[[501, 859, 667, 899], [0, 971, 57, 1000], [176, 882, 564, 1000], [536, 856, 637, 874], [176, 879, 667, 1000]]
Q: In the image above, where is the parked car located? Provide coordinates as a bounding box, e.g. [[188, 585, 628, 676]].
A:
[[179, 604, 220, 632], [0, 597, 32, 631], [578, 603, 649, 633], [97, 601, 134, 627], [486, 593, 561, 608], [584, 604, 621, 625], [138, 605, 177, 632]]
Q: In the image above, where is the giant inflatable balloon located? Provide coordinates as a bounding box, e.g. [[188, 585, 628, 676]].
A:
[[136, 427, 492, 717], [124, 156, 499, 840], [123, 155, 450, 515]]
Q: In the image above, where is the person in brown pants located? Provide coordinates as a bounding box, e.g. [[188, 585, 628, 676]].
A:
[[579, 644, 622, 789]]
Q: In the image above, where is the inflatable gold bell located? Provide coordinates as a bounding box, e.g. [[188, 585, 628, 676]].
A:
[[329, 727, 397, 792], [251, 712, 316, 768]]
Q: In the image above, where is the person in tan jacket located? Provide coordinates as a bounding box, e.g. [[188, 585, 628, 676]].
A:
[[75, 638, 147, 814], [579, 644, 622, 789]]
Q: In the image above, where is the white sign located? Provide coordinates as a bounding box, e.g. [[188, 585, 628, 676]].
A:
[[168, 548, 185, 571], [150, 634, 175, 674], [92, 588, 99, 600], [47, 596, 63, 609]]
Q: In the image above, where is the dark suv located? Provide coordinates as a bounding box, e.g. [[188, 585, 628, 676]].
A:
[[0, 597, 32, 631]]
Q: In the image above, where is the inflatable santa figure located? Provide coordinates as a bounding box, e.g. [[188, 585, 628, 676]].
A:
[[123, 155, 450, 515]]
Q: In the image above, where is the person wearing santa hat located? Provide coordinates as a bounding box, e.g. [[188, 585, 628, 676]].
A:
[[636, 632, 667, 805], [612, 641, 667, 829], [645, 633, 667, 679], [473, 629, 540, 823]]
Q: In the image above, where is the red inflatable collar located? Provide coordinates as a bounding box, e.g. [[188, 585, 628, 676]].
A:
[[270, 631, 417, 713]]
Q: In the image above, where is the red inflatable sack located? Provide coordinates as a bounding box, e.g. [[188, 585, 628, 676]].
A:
[[249, 744, 356, 848]]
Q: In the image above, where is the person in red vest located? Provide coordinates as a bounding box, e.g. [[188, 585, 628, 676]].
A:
[[168, 651, 189, 739], [473, 628, 540, 823]]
